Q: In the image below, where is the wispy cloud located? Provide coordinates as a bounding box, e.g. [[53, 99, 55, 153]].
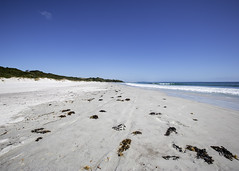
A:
[[40, 11, 52, 20]]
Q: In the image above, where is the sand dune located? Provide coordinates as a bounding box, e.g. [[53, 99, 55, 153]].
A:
[[0, 78, 239, 170]]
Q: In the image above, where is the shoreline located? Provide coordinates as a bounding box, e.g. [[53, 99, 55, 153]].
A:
[[0, 79, 239, 170], [125, 82, 239, 111]]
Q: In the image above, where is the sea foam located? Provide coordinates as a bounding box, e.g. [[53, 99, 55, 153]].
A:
[[126, 83, 239, 96]]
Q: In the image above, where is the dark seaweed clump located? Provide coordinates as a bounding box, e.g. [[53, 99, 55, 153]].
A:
[[90, 115, 98, 119], [186, 145, 214, 164], [164, 127, 177, 136], [67, 111, 75, 115], [149, 112, 161, 115], [112, 124, 126, 131], [118, 139, 131, 156], [31, 128, 51, 134], [132, 131, 142, 135], [173, 143, 183, 152], [35, 137, 43, 142], [162, 156, 180, 160], [211, 146, 238, 161], [62, 109, 71, 112]]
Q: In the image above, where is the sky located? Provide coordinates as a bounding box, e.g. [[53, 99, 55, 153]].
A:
[[0, 0, 239, 82]]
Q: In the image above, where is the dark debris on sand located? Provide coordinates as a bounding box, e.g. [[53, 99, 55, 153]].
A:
[[62, 109, 71, 112], [132, 131, 142, 135], [0, 131, 7, 136], [99, 110, 106, 112], [59, 115, 66, 118], [162, 156, 180, 160], [211, 146, 238, 161], [35, 137, 43, 142], [173, 143, 183, 152], [90, 115, 98, 119], [88, 98, 95, 102], [149, 112, 161, 115], [125, 98, 130, 101], [164, 127, 177, 136], [118, 139, 131, 156], [186, 145, 214, 164], [68, 111, 75, 115], [31, 128, 51, 134], [112, 124, 126, 131]]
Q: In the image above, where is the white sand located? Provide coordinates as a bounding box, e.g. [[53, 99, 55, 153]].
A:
[[0, 78, 107, 126], [0, 78, 239, 170]]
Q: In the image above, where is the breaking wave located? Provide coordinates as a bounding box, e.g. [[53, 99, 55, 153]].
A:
[[125, 83, 239, 96]]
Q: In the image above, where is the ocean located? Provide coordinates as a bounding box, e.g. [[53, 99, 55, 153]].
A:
[[125, 82, 239, 111]]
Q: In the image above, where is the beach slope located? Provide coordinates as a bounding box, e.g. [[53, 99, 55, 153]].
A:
[[0, 78, 239, 170]]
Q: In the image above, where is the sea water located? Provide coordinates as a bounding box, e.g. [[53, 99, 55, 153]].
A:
[[125, 82, 239, 111]]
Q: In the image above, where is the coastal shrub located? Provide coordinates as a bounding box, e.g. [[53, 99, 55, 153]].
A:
[[0, 66, 123, 82]]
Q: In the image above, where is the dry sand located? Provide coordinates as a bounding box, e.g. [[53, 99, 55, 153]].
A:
[[0, 78, 239, 170]]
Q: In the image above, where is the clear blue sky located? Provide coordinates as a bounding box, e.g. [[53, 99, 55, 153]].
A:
[[1, 0, 239, 82]]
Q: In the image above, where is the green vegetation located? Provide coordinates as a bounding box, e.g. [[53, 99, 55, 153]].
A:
[[0, 66, 123, 82]]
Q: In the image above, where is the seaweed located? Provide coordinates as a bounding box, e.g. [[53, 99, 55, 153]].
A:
[[90, 115, 98, 119], [35, 137, 43, 142], [87, 98, 95, 102], [62, 109, 70, 112], [83, 165, 92, 170], [59, 115, 66, 118], [118, 139, 131, 156], [162, 156, 180, 160], [211, 146, 238, 161], [186, 145, 214, 164], [99, 110, 106, 112], [112, 124, 126, 131], [173, 143, 183, 152], [67, 111, 75, 115], [149, 112, 161, 115], [132, 131, 142, 135], [164, 127, 177, 136], [125, 98, 130, 101], [0, 130, 7, 136], [31, 128, 51, 134]]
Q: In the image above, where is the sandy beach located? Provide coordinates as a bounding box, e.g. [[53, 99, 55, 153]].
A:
[[0, 78, 239, 170]]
